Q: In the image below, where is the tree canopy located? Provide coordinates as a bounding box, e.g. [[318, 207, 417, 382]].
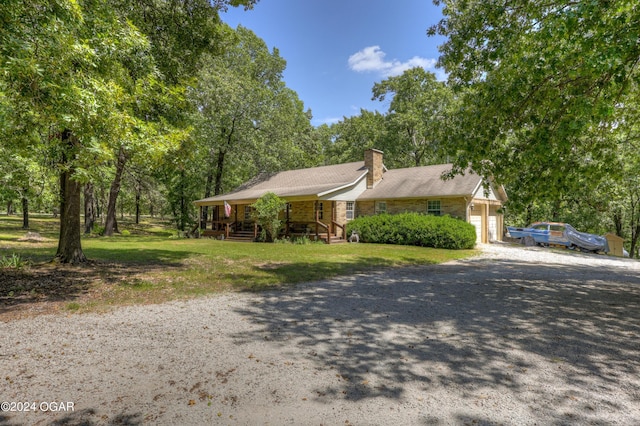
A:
[[426, 0, 640, 255], [3, 0, 640, 258], [429, 0, 640, 186]]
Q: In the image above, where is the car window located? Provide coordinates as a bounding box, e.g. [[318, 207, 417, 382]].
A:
[[550, 225, 565, 232], [532, 224, 548, 230]]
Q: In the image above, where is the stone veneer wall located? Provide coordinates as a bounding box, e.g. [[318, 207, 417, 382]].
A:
[[281, 201, 335, 222], [355, 198, 467, 220]]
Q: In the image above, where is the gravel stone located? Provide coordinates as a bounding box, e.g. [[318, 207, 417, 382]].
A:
[[1, 243, 639, 425]]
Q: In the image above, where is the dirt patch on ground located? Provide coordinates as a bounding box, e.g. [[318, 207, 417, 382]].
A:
[[0, 261, 181, 321]]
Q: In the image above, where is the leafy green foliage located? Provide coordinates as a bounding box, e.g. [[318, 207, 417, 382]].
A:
[[372, 67, 454, 167], [251, 192, 287, 242], [188, 25, 316, 202], [347, 213, 476, 249], [320, 110, 386, 165], [430, 0, 640, 185], [0, 253, 27, 269], [426, 0, 640, 256]]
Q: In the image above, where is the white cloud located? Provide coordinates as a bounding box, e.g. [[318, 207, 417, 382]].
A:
[[348, 45, 439, 78], [348, 46, 389, 73]]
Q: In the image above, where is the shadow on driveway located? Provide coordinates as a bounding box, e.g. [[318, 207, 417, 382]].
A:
[[232, 256, 640, 423]]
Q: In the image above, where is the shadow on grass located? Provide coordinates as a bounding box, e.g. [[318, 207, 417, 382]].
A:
[[229, 256, 440, 292], [230, 256, 450, 292], [230, 257, 640, 423], [0, 247, 194, 316]]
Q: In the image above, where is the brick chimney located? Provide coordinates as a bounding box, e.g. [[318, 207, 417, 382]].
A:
[[364, 149, 384, 188]]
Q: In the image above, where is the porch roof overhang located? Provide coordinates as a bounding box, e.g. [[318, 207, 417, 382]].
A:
[[193, 167, 368, 207]]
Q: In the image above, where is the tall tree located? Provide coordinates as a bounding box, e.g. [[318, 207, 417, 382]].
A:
[[1, 0, 163, 262], [372, 67, 454, 167], [323, 110, 386, 165], [189, 24, 313, 209], [101, 0, 257, 236], [1, 0, 257, 259]]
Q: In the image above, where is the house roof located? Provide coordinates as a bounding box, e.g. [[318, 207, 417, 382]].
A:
[[194, 161, 368, 205], [357, 163, 483, 200], [194, 158, 507, 206]]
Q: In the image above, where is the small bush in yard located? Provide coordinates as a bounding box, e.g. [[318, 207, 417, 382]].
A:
[[251, 192, 287, 242], [346, 213, 476, 249], [0, 253, 27, 269]]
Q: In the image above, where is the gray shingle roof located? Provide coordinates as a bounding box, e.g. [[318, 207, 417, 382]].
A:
[[194, 161, 368, 205], [357, 164, 481, 200]]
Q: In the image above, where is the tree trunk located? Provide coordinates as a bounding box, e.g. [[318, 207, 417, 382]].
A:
[[179, 170, 186, 231], [7, 200, 13, 215], [84, 183, 96, 234], [21, 191, 29, 229], [55, 130, 87, 264], [629, 196, 640, 259], [214, 124, 236, 196], [214, 148, 226, 196], [202, 148, 216, 228], [525, 204, 533, 227], [135, 190, 141, 224], [613, 211, 623, 237], [104, 147, 128, 236]]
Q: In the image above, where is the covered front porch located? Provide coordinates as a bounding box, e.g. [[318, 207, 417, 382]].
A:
[[196, 200, 347, 243]]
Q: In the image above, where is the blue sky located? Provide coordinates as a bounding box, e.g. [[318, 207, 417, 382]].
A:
[[221, 0, 446, 126]]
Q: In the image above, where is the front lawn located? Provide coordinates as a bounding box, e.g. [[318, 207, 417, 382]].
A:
[[0, 215, 477, 317]]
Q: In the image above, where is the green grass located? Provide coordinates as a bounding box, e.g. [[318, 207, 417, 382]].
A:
[[0, 214, 478, 314]]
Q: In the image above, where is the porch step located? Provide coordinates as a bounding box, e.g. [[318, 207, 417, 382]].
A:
[[226, 230, 255, 242], [321, 234, 346, 244], [328, 237, 347, 244]]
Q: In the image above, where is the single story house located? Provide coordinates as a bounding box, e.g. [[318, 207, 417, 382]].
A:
[[193, 149, 507, 244]]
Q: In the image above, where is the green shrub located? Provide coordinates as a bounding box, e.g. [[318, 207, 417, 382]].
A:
[[92, 224, 105, 236], [346, 212, 476, 250], [251, 192, 287, 242], [0, 253, 27, 269], [121, 230, 131, 236]]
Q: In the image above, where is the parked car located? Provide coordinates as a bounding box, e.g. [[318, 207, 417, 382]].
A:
[[507, 222, 609, 253]]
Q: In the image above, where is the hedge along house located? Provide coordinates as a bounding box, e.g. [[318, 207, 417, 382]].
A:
[[193, 149, 507, 244]]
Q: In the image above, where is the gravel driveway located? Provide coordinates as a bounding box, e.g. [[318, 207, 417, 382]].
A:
[[1, 244, 639, 425]]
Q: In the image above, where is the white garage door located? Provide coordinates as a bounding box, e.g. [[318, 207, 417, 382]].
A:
[[470, 214, 482, 243], [488, 215, 497, 242]]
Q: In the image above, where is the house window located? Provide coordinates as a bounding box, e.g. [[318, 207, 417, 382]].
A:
[[427, 200, 441, 216], [375, 201, 387, 214], [244, 205, 253, 221], [317, 202, 324, 220], [346, 201, 355, 220]]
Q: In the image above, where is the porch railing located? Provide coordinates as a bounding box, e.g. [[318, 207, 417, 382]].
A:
[[332, 220, 345, 240], [315, 220, 330, 243]]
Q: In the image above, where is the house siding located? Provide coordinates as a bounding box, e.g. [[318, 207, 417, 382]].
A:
[[285, 201, 317, 222], [356, 198, 467, 219]]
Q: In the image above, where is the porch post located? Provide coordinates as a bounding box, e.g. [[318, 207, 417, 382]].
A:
[[234, 204, 238, 229], [199, 206, 204, 230], [315, 202, 319, 240], [285, 203, 290, 237]]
